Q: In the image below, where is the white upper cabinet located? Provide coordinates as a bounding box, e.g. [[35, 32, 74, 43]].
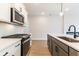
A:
[[0, 3, 11, 22]]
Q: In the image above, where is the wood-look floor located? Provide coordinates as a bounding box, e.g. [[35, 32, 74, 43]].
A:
[[29, 40, 51, 56]]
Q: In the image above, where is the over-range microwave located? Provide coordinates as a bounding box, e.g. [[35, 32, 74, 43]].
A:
[[10, 8, 24, 25]]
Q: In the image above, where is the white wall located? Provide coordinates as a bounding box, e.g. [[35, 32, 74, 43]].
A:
[[29, 15, 63, 40], [0, 3, 11, 22], [28, 3, 79, 40], [63, 3, 79, 34]]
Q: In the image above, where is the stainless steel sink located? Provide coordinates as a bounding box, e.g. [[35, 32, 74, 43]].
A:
[[58, 36, 79, 42]]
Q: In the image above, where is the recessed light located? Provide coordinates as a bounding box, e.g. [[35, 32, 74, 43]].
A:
[[64, 8, 69, 11], [33, 3, 40, 6], [41, 12, 45, 15], [59, 12, 64, 16]]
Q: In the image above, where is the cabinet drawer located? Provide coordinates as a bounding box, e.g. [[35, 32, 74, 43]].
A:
[[0, 41, 21, 56], [54, 38, 69, 53], [14, 41, 21, 48], [53, 42, 68, 56], [69, 47, 78, 56], [59, 45, 68, 56], [0, 48, 10, 56], [13, 41, 21, 56]]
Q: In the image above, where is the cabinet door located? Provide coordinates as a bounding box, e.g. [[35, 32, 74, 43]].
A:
[[58, 46, 68, 56], [0, 44, 16, 56], [53, 42, 59, 56], [51, 39, 53, 55], [53, 42, 68, 56], [47, 35, 51, 50], [0, 41, 21, 56], [0, 51, 9, 56], [69, 47, 78, 56], [7, 41, 21, 56], [47, 35, 52, 53], [0, 3, 11, 22], [8, 45, 15, 56], [0, 48, 11, 56], [14, 41, 21, 56]]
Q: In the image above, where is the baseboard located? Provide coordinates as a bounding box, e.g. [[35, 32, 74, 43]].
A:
[[31, 38, 47, 40]]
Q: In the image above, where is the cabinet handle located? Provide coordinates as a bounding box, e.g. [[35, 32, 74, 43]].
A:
[[3, 52, 8, 56], [12, 55, 15, 56], [15, 43, 20, 47], [55, 46, 59, 52]]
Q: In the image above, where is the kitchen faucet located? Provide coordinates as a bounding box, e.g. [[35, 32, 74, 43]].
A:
[[68, 25, 76, 38]]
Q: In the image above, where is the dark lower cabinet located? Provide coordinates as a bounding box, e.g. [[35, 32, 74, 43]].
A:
[[47, 34, 53, 55], [47, 34, 68, 56], [51, 39, 53, 55], [53, 42, 59, 56], [47, 34, 50, 51], [47, 34, 79, 56], [53, 42, 68, 56], [59, 47, 68, 56], [69, 47, 79, 56]]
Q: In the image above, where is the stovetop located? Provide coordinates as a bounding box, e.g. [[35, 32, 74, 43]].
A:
[[1, 34, 31, 38]]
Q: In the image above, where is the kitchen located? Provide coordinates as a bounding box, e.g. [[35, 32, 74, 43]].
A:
[[0, 3, 79, 56]]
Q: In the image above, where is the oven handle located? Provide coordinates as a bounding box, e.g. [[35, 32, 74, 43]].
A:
[[22, 38, 30, 44]]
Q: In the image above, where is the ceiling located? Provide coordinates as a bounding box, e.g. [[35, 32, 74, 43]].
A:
[[23, 3, 61, 16]]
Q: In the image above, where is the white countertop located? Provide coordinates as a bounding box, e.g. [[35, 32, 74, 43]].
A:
[[49, 33, 79, 51], [0, 38, 21, 52]]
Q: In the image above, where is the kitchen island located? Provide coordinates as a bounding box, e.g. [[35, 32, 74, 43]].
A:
[[48, 33, 79, 56]]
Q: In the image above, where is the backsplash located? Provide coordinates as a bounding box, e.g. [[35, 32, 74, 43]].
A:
[[0, 22, 29, 37]]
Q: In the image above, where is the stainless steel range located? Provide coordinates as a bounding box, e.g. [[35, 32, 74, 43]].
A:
[[2, 34, 31, 56], [21, 36, 30, 56]]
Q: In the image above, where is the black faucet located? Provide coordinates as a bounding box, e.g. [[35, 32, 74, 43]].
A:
[[68, 25, 76, 38]]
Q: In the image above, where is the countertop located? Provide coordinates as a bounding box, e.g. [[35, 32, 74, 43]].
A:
[[0, 38, 21, 52], [49, 33, 79, 52]]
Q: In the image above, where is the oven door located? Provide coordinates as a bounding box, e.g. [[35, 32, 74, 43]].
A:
[[21, 38, 30, 56]]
